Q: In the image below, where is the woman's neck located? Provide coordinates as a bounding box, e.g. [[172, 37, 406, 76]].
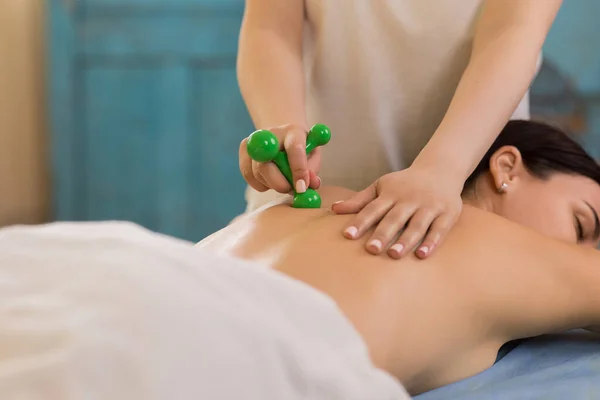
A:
[[462, 195, 495, 214]]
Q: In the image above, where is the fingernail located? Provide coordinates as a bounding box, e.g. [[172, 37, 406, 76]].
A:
[[389, 244, 404, 256], [418, 246, 429, 255], [368, 240, 382, 252], [296, 179, 307, 193], [331, 200, 343, 213], [344, 226, 358, 239], [316, 176, 322, 186]]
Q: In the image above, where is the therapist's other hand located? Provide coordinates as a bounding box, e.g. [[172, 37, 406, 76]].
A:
[[239, 123, 322, 194], [332, 166, 463, 259]]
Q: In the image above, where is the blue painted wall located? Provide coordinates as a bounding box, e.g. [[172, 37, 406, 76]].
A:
[[543, 0, 600, 95], [532, 0, 600, 157], [48, 0, 252, 241]]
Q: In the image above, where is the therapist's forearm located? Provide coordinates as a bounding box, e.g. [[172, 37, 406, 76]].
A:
[[237, 13, 307, 130], [413, 29, 541, 178], [413, 1, 561, 179]]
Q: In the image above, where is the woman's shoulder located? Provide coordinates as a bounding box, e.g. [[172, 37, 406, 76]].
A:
[[444, 204, 551, 258], [453, 205, 515, 237]]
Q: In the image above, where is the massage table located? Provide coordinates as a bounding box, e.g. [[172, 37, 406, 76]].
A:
[[416, 331, 600, 399]]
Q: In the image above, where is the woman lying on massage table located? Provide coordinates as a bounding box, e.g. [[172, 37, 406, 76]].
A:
[[199, 120, 600, 395]]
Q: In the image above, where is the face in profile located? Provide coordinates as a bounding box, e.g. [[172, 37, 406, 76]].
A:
[[474, 145, 600, 247], [498, 172, 600, 247]]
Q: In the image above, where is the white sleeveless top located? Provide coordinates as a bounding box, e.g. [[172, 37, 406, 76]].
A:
[[245, 0, 537, 212]]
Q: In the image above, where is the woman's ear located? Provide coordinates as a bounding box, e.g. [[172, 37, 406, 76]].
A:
[[488, 145, 525, 192]]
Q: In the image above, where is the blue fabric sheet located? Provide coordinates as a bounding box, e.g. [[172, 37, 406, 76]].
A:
[[415, 331, 600, 400]]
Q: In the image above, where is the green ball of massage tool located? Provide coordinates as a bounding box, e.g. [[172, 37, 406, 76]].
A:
[[245, 124, 332, 209], [246, 129, 280, 163], [292, 189, 321, 208], [305, 123, 332, 154]]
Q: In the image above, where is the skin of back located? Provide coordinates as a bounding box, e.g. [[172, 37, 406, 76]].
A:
[[198, 187, 600, 395]]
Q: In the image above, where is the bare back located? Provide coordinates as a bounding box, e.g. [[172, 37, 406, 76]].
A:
[[198, 187, 594, 394]]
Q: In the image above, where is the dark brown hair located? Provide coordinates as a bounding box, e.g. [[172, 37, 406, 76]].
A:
[[464, 120, 600, 192]]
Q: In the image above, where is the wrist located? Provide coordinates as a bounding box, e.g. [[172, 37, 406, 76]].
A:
[[412, 150, 469, 180], [410, 152, 470, 194], [409, 165, 465, 197]]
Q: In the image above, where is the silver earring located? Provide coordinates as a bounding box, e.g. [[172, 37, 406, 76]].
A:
[[497, 182, 508, 193]]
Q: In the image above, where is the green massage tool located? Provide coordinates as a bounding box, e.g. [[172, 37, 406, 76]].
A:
[[246, 124, 331, 208]]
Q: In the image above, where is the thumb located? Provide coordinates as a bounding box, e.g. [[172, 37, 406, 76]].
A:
[[332, 184, 377, 214]]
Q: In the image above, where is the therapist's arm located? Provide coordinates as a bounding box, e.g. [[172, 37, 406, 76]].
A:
[[237, 0, 307, 130], [333, 0, 563, 258], [238, 0, 321, 194], [412, 0, 562, 178]]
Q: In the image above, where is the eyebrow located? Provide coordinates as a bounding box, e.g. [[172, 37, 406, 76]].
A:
[[584, 201, 600, 241]]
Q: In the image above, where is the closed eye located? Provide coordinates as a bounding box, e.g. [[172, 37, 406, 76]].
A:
[[575, 216, 585, 243], [575, 203, 600, 244], [584, 201, 600, 242]]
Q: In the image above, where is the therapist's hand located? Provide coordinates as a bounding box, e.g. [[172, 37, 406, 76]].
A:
[[239, 123, 322, 194], [331, 166, 463, 259]]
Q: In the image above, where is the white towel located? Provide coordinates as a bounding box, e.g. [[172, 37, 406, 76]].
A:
[[0, 221, 410, 400]]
